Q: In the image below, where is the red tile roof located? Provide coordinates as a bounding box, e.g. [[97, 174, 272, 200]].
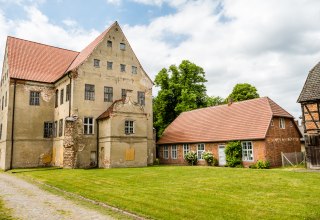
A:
[[157, 97, 293, 144], [7, 37, 79, 83]]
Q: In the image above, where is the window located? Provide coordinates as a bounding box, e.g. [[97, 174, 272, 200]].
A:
[[271, 119, 274, 126], [30, 91, 40, 106], [1, 96, 3, 110], [290, 121, 293, 127], [171, 145, 177, 159], [137, 91, 145, 106], [90, 151, 97, 166], [104, 86, 113, 102], [163, 146, 169, 159], [107, 40, 112, 47], [60, 89, 64, 105], [0, 123, 2, 140], [66, 84, 71, 102], [121, 89, 127, 100], [85, 84, 95, 101], [94, 59, 100, 67], [107, 61, 113, 70], [120, 64, 126, 72], [183, 144, 190, 158], [59, 119, 63, 137], [279, 117, 285, 129], [84, 117, 94, 134], [53, 121, 57, 137], [120, 43, 126, 50], [44, 122, 53, 138], [5, 91, 7, 107], [132, 66, 137, 74], [242, 141, 253, 161], [197, 143, 205, 160], [55, 90, 58, 108], [125, 120, 134, 134]]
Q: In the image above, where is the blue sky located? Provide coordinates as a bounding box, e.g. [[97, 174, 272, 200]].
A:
[[1, 0, 320, 119]]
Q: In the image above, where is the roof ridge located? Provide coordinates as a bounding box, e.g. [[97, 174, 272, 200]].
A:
[[266, 97, 293, 118], [7, 36, 80, 53]]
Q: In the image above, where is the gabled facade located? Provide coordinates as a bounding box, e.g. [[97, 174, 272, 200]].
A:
[[0, 22, 155, 170], [157, 97, 301, 167]]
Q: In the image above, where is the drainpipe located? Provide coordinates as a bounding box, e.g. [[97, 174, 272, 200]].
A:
[[9, 79, 16, 170], [96, 119, 99, 168], [67, 72, 72, 117]]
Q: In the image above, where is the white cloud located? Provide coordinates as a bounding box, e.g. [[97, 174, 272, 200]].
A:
[[106, 0, 122, 6], [62, 19, 77, 27]]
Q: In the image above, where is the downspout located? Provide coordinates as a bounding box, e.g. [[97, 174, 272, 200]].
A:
[[9, 79, 16, 170], [67, 72, 72, 117], [96, 119, 99, 168]]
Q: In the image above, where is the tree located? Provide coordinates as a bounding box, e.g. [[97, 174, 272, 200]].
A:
[[227, 83, 259, 102], [153, 60, 208, 138], [205, 96, 225, 107]]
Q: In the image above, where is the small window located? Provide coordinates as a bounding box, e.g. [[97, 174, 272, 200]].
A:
[[120, 43, 126, 50], [121, 89, 127, 100], [125, 120, 134, 134], [120, 64, 126, 72], [2, 96, 4, 110], [242, 141, 253, 161], [183, 144, 189, 158], [0, 123, 2, 140], [104, 86, 113, 102], [270, 119, 274, 126], [59, 119, 63, 137], [163, 146, 169, 159], [94, 59, 100, 67], [55, 90, 58, 108], [132, 66, 137, 74], [171, 145, 177, 159], [66, 84, 71, 102], [90, 151, 97, 166], [44, 122, 53, 138], [137, 91, 145, 106], [84, 117, 94, 134], [279, 117, 285, 129], [53, 121, 57, 137], [85, 84, 95, 101], [60, 89, 64, 105], [197, 144, 205, 160], [5, 91, 7, 107], [107, 61, 113, 70], [30, 91, 40, 106], [107, 40, 112, 47]]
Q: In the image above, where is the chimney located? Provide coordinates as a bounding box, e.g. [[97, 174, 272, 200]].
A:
[[228, 97, 233, 106]]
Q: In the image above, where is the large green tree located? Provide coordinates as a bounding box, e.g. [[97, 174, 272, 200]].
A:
[[153, 60, 208, 138], [227, 83, 259, 102]]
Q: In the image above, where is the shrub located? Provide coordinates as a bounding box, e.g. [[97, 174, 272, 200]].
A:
[[225, 141, 242, 167], [202, 151, 218, 166], [153, 158, 160, 165], [184, 151, 198, 166], [255, 160, 270, 169]]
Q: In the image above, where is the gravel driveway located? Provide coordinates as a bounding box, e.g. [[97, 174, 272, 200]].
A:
[[0, 172, 113, 220]]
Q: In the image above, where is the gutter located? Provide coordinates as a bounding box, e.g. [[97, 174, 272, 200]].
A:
[[96, 119, 99, 168], [9, 79, 16, 170], [67, 72, 72, 117]]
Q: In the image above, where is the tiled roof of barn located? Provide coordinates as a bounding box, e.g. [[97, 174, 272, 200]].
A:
[[297, 62, 320, 103], [157, 97, 293, 144]]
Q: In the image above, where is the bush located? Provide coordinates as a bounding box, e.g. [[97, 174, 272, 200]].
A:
[[202, 151, 218, 166], [255, 160, 270, 169], [225, 141, 242, 167], [153, 158, 160, 165], [184, 151, 198, 166]]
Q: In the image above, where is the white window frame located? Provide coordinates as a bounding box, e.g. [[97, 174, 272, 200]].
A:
[[279, 117, 285, 129], [84, 117, 94, 135], [242, 141, 254, 161], [125, 120, 134, 134], [171, 145, 177, 159], [197, 143, 205, 160], [183, 144, 189, 158], [163, 146, 169, 159]]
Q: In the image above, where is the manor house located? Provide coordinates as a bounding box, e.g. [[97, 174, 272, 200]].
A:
[[0, 22, 155, 170]]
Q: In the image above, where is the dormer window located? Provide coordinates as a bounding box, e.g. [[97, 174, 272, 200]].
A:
[[120, 43, 126, 51], [94, 59, 100, 67], [107, 40, 112, 47]]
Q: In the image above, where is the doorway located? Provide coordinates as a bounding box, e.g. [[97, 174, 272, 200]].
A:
[[218, 145, 226, 166]]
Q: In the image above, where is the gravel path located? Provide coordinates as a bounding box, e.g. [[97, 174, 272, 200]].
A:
[[0, 172, 113, 220]]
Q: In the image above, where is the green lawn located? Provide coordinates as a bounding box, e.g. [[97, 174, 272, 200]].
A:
[[12, 166, 320, 220], [0, 197, 14, 220]]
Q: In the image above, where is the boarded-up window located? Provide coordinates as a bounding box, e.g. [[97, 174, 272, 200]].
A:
[[125, 148, 135, 161]]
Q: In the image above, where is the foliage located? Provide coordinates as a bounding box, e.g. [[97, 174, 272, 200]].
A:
[[153, 60, 208, 138], [202, 151, 218, 166], [0, 197, 14, 220], [250, 160, 270, 169], [153, 158, 160, 165], [16, 167, 320, 220], [205, 96, 225, 107], [227, 83, 259, 102], [225, 141, 242, 167], [184, 151, 198, 166]]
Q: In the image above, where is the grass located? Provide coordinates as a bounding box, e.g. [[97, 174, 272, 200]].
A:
[[0, 197, 15, 220], [11, 166, 320, 220]]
